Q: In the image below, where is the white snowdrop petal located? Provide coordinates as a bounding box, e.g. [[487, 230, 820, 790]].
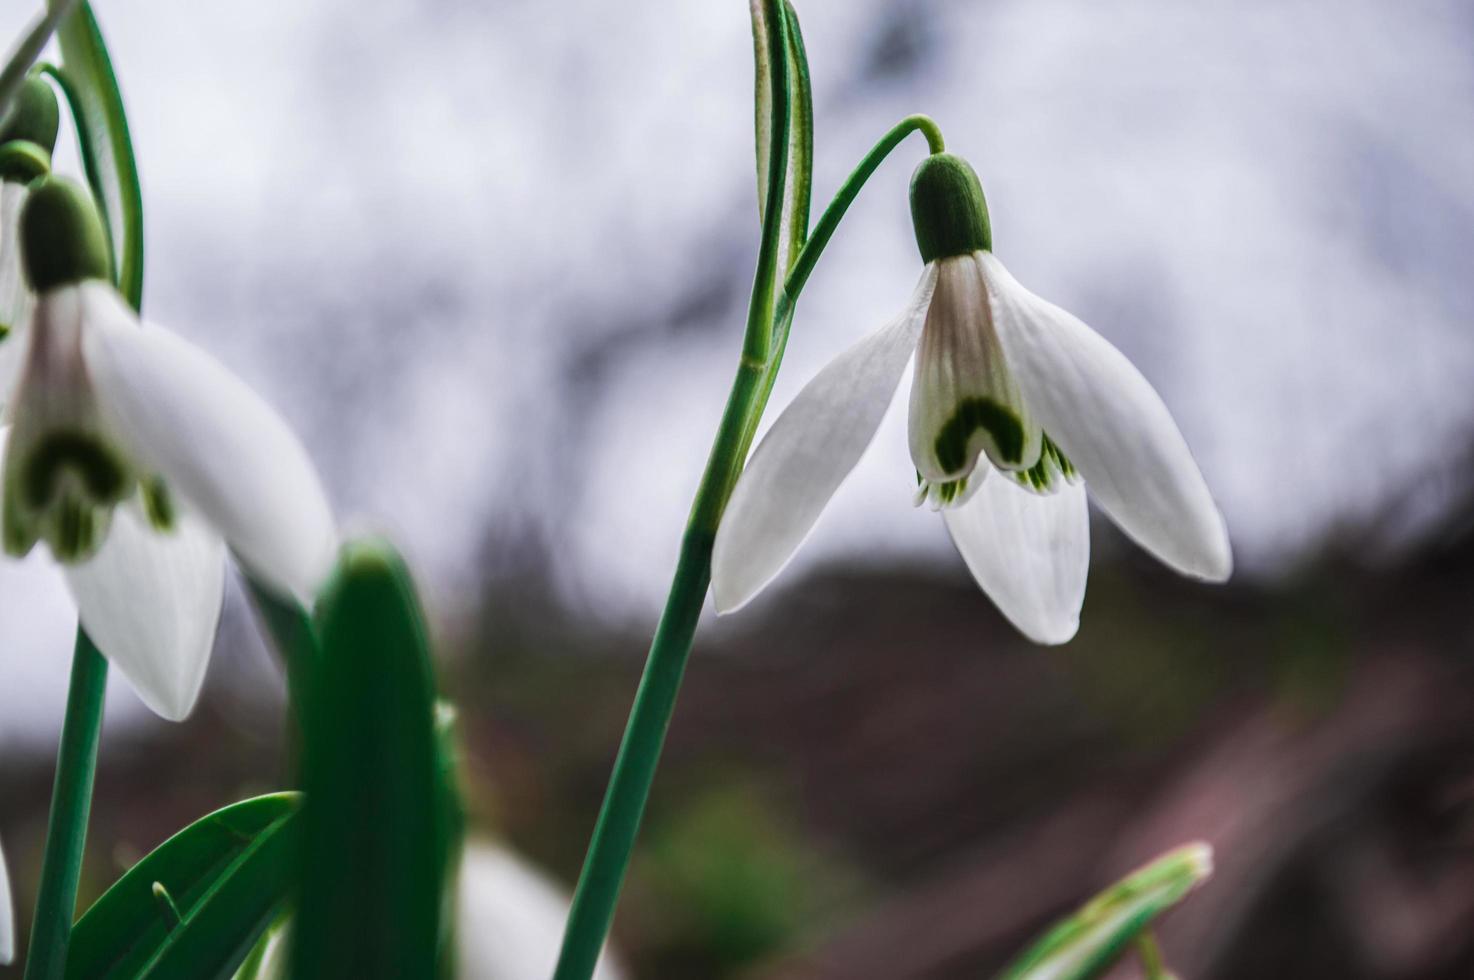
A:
[[908, 254, 1041, 482], [943, 467, 1089, 645], [979, 252, 1231, 581], [79, 284, 337, 603], [64, 504, 226, 722], [712, 266, 938, 614]]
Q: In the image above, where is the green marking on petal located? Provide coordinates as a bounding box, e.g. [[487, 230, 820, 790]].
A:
[[1013, 434, 1077, 494], [914, 471, 972, 510], [141, 475, 175, 532], [933, 396, 1025, 473], [22, 430, 128, 509]]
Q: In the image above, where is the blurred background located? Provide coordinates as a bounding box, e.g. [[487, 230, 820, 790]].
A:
[[4, 0, 1474, 976]]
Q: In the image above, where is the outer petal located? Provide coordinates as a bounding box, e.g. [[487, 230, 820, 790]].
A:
[[909, 254, 1041, 481], [457, 841, 625, 980], [79, 283, 337, 603], [711, 266, 938, 614], [978, 252, 1232, 581], [943, 467, 1089, 645], [1, 836, 11, 965], [64, 503, 226, 721]]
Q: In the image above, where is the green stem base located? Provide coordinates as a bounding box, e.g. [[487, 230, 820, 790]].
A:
[[24, 630, 107, 980]]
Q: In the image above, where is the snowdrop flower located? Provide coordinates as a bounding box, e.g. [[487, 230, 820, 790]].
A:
[[0, 77, 57, 343], [713, 152, 1230, 643], [0, 175, 336, 719]]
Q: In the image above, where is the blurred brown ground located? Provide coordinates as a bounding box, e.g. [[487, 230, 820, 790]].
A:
[[4, 524, 1474, 978]]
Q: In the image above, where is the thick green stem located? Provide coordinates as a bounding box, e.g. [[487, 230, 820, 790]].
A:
[[553, 3, 792, 975], [553, 106, 945, 980], [24, 632, 107, 980]]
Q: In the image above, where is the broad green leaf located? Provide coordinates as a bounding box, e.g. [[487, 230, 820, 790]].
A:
[[291, 539, 450, 979], [50, 1, 143, 307], [65, 794, 300, 980], [996, 843, 1212, 980], [0, 0, 79, 131]]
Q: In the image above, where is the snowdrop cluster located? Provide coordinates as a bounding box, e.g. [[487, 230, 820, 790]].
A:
[[0, 1, 1230, 977]]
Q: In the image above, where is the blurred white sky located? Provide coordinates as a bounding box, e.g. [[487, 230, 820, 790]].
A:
[[1, 0, 1472, 742]]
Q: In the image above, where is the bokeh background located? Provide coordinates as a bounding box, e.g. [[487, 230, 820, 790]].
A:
[[4, 0, 1474, 976]]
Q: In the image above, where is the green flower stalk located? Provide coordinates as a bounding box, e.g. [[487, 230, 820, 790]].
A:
[[555, 4, 950, 977]]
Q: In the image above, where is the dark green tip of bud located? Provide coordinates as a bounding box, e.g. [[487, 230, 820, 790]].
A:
[[21, 177, 112, 293], [0, 78, 60, 155], [910, 152, 992, 263], [0, 140, 51, 183]]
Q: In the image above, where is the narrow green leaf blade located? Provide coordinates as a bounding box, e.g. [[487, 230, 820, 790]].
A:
[[749, 0, 812, 275], [291, 539, 449, 979], [65, 794, 300, 980], [996, 843, 1213, 980], [52, 1, 142, 306]]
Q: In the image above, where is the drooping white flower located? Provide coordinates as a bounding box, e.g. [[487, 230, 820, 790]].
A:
[[713, 152, 1230, 643], [0, 176, 336, 719]]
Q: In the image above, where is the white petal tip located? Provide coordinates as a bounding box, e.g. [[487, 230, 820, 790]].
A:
[[1027, 622, 1080, 646], [709, 571, 759, 617]]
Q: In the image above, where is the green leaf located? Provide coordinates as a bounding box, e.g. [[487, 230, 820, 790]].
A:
[[750, 0, 812, 275], [65, 793, 300, 980], [0, 0, 80, 130], [291, 538, 450, 979], [996, 843, 1212, 980], [48, 1, 143, 308]]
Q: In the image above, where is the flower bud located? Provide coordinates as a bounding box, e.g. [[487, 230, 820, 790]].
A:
[[910, 152, 991, 263], [0, 77, 60, 181], [20, 176, 111, 293]]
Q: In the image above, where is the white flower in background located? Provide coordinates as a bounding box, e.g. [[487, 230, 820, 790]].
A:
[[1, 837, 12, 965], [454, 840, 625, 980], [0, 77, 58, 346], [231, 841, 627, 980], [0, 176, 336, 719], [713, 152, 1231, 643]]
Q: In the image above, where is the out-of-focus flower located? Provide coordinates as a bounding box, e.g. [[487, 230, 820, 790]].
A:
[[713, 153, 1230, 643], [232, 840, 626, 980], [454, 840, 624, 980], [0, 176, 336, 719], [1, 836, 12, 965], [0, 76, 57, 343]]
